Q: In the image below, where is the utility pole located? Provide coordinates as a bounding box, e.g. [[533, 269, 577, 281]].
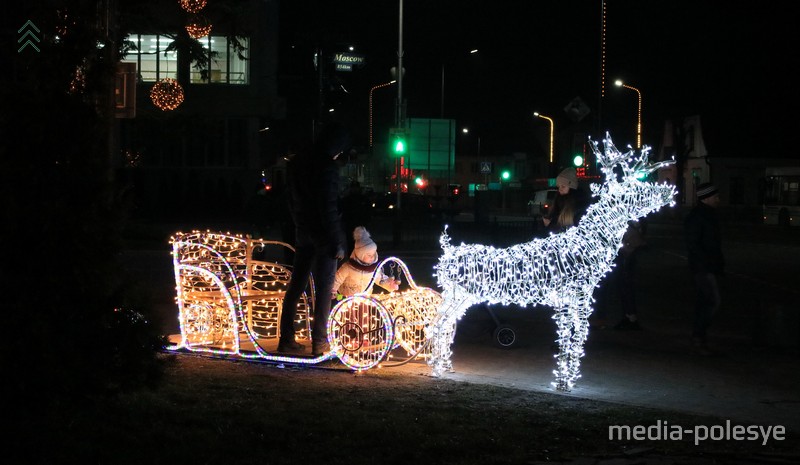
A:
[[395, 0, 404, 211]]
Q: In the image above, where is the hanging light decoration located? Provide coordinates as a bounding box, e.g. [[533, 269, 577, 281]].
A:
[[69, 64, 86, 94], [185, 14, 212, 39], [150, 78, 185, 111], [179, 0, 207, 13]]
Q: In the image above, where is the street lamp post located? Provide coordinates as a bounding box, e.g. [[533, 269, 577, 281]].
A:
[[615, 79, 642, 148], [441, 49, 478, 118], [369, 80, 396, 151], [462, 127, 483, 184], [533, 112, 554, 164]]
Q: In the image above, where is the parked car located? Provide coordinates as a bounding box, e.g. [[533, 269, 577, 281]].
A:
[[528, 189, 557, 220]]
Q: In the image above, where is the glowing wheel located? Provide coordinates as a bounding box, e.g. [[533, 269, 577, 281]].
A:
[[328, 295, 395, 370], [493, 324, 517, 349]]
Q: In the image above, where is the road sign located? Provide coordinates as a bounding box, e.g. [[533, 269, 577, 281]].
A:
[[480, 162, 492, 174], [333, 52, 365, 72]]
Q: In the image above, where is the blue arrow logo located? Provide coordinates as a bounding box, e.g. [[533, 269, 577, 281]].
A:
[[18, 20, 41, 53]]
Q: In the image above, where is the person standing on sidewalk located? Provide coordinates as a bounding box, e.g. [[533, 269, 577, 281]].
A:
[[278, 122, 351, 356], [684, 182, 725, 355], [542, 167, 590, 233], [593, 220, 646, 330]]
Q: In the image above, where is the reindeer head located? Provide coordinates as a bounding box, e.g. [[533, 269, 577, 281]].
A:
[[588, 133, 676, 222]]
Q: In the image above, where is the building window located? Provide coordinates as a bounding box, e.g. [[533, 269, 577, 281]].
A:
[[122, 34, 248, 85], [121, 34, 177, 82], [194, 36, 250, 85]]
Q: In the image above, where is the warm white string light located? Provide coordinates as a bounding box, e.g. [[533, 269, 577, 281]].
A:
[[429, 134, 676, 391], [169, 232, 442, 371], [185, 14, 212, 39], [179, 0, 207, 13], [329, 257, 443, 371], [150, 78, 185, 111]]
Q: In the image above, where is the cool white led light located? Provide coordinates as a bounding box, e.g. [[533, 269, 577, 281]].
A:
[[429, 134, 676, 391]]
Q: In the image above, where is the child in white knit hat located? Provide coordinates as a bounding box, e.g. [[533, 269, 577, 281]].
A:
[[331, 226, 399, 299]]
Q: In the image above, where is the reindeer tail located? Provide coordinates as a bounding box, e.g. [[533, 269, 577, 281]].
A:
[[439, 224, 453, 252]]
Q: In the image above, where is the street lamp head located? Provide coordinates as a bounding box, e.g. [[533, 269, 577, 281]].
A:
[[534, 112, 540, 117], [470, 49, 479, 54], [462, 128, 469, 134], [614, 79, 643, 148]]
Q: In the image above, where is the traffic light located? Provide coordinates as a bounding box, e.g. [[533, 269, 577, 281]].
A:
[[501, 170, 511, 181], [390, 128, 408, 156], [448, 183, 461, 196], [393, 135, 407, 155], [572, 154, 584, 167]]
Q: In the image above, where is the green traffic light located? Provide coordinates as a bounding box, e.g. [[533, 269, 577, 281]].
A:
[[572, 155, 584, 167], [393, 137, 406, 155], [501, 170, 511, 180]]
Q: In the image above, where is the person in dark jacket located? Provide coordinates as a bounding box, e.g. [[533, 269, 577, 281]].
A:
[[278, 122, 351, 356], [684, 182, 724, 355], [543, 167, 591, 233], [339, 180, 371, 254]]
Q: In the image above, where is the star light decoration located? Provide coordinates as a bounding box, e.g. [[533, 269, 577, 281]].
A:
[[150, 78, 185, 111], [428, 134, 676, 391]]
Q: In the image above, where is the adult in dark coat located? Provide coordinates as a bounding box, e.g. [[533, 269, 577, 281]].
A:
[[340, 180, 371, 254], [278, 122, 351, 356], [684, 182, 724, 355]]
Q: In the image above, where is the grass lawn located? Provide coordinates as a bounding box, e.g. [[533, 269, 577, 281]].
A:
[[21, 353, 799, 464]]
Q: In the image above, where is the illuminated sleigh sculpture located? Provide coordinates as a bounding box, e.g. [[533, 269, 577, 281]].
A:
[[168, 230, 440, 371]]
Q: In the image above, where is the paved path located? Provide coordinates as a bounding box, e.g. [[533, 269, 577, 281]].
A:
[[376, 220, 800, 432], [122, 219, 800, 434]]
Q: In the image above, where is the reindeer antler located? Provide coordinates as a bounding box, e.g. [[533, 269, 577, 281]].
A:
[[591, 133, 675, 180], [590, 133, 628, 171]]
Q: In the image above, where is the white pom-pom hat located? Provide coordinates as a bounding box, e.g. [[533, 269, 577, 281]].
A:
[[352, 226, 377, 263]]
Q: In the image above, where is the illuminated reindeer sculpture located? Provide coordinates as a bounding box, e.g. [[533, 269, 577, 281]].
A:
[[429, 134, 676, 391]]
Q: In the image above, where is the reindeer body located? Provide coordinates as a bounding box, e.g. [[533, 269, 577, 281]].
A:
[[429, 135, 676, 391]]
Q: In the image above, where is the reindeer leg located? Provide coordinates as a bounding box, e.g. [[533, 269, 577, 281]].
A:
[[427, 291, 470, 377], [564, 299, 593, 389], [552, 306, 575, 391], [428, 313, 457, 377], [553, 292, 595, 391]]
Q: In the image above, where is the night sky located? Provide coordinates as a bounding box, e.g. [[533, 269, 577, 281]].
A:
[[279, 1, 798, 158]]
